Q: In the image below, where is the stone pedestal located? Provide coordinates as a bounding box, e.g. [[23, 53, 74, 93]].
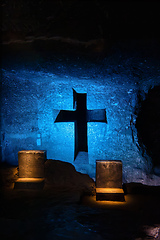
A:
[[14, 150, 46, 189], [96, 160, 125, 201]]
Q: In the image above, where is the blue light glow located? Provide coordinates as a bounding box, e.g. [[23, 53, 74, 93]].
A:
[[1, 52, 160, 183]]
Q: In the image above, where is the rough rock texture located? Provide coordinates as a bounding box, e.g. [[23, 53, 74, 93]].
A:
[[0, 164, 160, 240], [44, 159, 96, 196], [0, 165, 18, 189], [1, 42, 160, 185], [2, 1, 159, 44], [1, 1, 160, 185], [0, 160, 95, 199], [136, 86, 160, 170]]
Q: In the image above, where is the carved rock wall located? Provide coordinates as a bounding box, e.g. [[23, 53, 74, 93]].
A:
[[1, 40, 160, 185]]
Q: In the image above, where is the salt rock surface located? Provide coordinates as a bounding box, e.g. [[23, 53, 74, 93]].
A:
[[44, 159, 96, 195], [0, 166, 18, 188]]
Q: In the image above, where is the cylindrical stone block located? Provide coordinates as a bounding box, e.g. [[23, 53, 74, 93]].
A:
[[96, 160, 122, 188], [18, 150, 46, 178]]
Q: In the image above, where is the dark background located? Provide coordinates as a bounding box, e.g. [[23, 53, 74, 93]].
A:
[[1, 0, 160, 43]]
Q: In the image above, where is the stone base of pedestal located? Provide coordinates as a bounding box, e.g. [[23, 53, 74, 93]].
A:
[[14, 178, 45, 190], [96, 188, 125, 201]]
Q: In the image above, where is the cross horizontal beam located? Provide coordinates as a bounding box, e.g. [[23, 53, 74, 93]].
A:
[[54, 89, 107, 160]]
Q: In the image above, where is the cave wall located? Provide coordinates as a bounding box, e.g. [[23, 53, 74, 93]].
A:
[[1, 46, 160, 184], [1, 0, 160, 184]]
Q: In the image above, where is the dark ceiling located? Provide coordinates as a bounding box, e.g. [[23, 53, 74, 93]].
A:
[[1, 0, 160, 43]]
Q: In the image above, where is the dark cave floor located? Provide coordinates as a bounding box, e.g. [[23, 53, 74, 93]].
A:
[[0, 183, 160, 240]]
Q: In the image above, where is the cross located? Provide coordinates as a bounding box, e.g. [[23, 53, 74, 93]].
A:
[[55, 89, 107, 160]]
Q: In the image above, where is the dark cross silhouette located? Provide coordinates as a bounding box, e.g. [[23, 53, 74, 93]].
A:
[[55, 89, 107, 160]]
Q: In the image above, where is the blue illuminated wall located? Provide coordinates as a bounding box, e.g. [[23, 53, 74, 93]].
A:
[[1, 51, 160, 184]]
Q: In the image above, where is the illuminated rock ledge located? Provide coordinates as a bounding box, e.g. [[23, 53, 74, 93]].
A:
[[96, 188, 125, 201], [14, 178, 45, 190]]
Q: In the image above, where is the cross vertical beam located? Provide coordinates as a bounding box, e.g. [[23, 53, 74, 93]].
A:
[[55, 89, 107, 160]]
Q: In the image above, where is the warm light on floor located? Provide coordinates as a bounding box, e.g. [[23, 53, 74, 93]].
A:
[[15, 178, 45, 183], [94, 195, 126, 205], [14, 177, 45, 190], [96, 188, 124, 193], [81, 195, 138, 210]]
